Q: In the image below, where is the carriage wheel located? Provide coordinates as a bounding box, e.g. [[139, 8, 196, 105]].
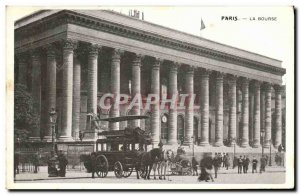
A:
[[123, 167, 133, 178], [170, 163, 177, 175], [114, 161, 123, 178], [180, 159, 190, 168], [186, 168, 192, 176], [96, 155, 108, 178]]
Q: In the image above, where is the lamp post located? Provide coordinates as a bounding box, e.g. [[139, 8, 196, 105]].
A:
[[269, 140, 272, 166], [191, 136, 195, 157], [260, 130, 265, 157], [233, 138, 236, 158], [49, 108, 57, 155]]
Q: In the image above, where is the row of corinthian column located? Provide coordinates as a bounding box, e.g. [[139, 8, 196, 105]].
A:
[[16, 39, 283, 148]]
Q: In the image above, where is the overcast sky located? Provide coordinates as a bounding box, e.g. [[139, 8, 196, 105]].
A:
[[11, 6, 294, 84]]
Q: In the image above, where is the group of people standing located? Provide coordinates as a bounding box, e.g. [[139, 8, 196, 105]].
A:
[[234, 155, 268, 174], [236, 156, 250, 174]]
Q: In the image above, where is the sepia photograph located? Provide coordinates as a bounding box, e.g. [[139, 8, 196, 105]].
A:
[[6, 6, 295, 190]]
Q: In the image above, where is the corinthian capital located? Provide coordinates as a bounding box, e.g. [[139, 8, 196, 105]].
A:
[[153, 58, 163, 68], [112, 48, 124, 60], [88, 44, 101, 56], [170, 62, 180, 72], [29, 48, 42, 59], [200, 68, 211, 77], [61, 39, 77, 50], [273, 84, 284, 93], [132, 53, 143, 65]]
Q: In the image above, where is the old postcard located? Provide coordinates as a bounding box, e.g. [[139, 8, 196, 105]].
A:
[[6, 6, 294, 190]]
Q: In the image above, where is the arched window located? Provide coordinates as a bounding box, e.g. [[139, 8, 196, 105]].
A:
[[177, 115, 184, 143], [161, 114, 168, 140]]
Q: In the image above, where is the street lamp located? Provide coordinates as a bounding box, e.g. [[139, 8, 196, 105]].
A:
[[260, 130, 265, 158], [269, 140, 272, 166], [191, 136, 195, 157], [49, 108, 57, 156]]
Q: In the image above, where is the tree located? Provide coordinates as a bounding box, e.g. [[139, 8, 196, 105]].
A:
[[14, 84, 40, 141]]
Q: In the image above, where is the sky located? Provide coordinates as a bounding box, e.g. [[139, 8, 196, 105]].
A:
[[10, 6, 294, 84]]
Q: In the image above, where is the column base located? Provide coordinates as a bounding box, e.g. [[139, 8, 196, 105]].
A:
[[152, 140, 159, 147], [214, 141, 223, 147], [240, 142, 249, 148], [263, 143, 271, 148], [167, 139, 178, 145], [28, 137, 41, 142], [183, 141, 192, 146], [58, 136, 74, 142], [228, 141, 236, 147], [199, 141, 209, 147], [252, 140, 260, 148], [42, 136, 54, 142]]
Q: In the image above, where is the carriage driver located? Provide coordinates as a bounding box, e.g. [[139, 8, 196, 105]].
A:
[[158, 140, 164, 150]]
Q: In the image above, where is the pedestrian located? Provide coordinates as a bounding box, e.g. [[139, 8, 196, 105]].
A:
[[90, 152, 97, 178], [260, 156, 266, 173], [32, 153, 40, 173], [265, 155, 269, 166], [192, 156, 199, 176], [238, 156, 243, 174], [14, 153, 19, 178], [225, 153, 230, 170], [57, 150, 68, 177], [48, 151, 58, 177], [222, 153, 226, 168], [213, 153, 220, 178], [233, 156, 238, 169], [244, 156, 250, 173], [198, 153, 214, 182], [252, 157, 258, 173]]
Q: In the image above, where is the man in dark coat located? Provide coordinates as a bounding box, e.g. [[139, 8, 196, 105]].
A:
[[252, 157, 258, 173], [260, 156, 267, 173], [243, 156, 250, 173], [198, 153, 214, 182], [192, 157, 199, 176], [213, 153, 221, 178], [237, 156, 243, 174], [90, 152, 97, 178], [57, 150, 68, 177], [224, 153, 230, 170]]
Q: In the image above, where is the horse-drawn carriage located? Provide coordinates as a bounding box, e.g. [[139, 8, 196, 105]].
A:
[[81, 115, 152, 178], [168, 147, 193, 176]]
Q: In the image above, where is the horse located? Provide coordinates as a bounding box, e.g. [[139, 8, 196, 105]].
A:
[[137, 148, 162, 180], [153, 149, 173, 180]]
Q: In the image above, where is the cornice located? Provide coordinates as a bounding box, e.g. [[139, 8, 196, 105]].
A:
[[15, 10, 286, 76]]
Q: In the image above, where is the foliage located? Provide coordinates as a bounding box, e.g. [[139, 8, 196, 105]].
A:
[[14, 84, 40, 141]]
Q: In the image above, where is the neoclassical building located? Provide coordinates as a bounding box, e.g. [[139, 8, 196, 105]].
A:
[[14, 10, 286, 151]]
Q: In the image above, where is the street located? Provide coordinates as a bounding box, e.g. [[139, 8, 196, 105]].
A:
[[15, 166, 285, 184]]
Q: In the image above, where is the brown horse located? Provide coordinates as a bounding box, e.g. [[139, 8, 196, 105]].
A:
[[153, 149, 173, 180], [137, 148, 162, 180]]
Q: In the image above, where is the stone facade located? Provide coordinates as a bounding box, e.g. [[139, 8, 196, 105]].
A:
[[14, 10, 286, 150]]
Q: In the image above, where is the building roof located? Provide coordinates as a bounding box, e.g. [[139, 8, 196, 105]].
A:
[[15, 9, 282, 68]]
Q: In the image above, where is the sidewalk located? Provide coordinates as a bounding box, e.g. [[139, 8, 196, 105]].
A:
[[14, 165, 286, 182]]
